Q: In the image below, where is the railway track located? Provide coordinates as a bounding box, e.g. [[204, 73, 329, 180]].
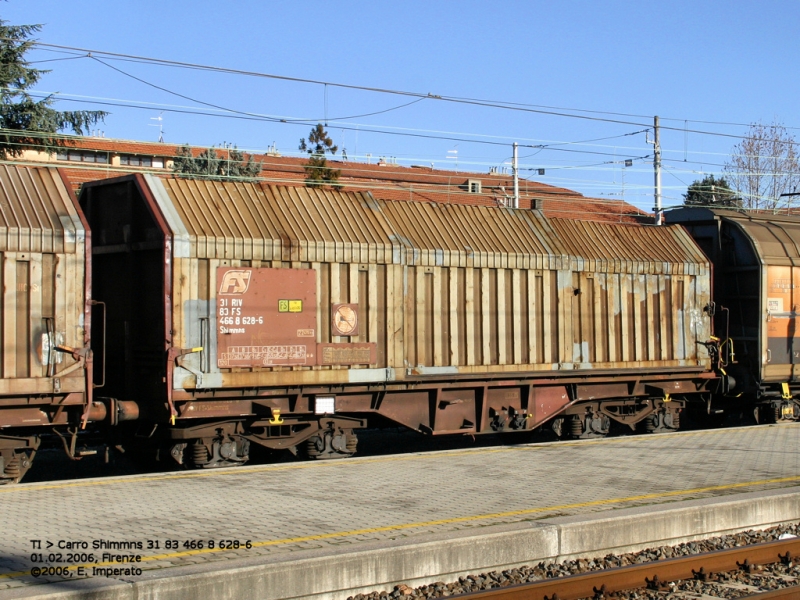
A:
[[448, 537, 800, 599]]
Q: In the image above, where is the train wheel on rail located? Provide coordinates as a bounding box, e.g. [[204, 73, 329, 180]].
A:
[[638, 402, 681, 433], [765, 400, 800, 423], [0, 447, 37, 484], [562, 411, 610, 439], [306, 427, 358, 460], [188, 433, 250, 469]]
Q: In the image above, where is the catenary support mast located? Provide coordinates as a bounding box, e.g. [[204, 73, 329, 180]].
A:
[[654, 116, 662, 226], [513, 142, 519, 209]]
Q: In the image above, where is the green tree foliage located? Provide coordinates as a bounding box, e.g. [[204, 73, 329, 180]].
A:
[[683, 175, 741, 208], [171, 144, 261, 180], [225, 147, 261, 178], [299, 124, 340, 186], [172, 145, 218, 177], [0, 20, 106, 159]]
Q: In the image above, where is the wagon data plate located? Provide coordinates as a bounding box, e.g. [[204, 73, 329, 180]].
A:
[[216, 267, 317, 368]]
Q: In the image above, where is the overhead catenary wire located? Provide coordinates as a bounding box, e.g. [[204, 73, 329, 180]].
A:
[[18, 40, 800, 144], [21, 91, 651, 163], [0, 132, 644, 202], [88, 55, 430, 124], [21, 87, 800, 197], [20, 41, 649, 127], [27, 89, 654, 152], [32, 88, 795, 169], [19, 78, 798, 166], [28, 44, 800, 134], [7, 127, 789, 191], [0, 128, 645, 177], [11, 40, 800, 216]]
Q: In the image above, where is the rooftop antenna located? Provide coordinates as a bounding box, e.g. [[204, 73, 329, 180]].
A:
[[447, 146, 458, 170], [149, 112, 164, 143]]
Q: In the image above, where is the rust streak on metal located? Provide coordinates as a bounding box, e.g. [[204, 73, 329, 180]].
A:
[[57, 167, 93, 427]]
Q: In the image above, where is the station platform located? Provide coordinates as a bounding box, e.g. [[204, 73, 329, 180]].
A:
[[2, 424, 800, 600]]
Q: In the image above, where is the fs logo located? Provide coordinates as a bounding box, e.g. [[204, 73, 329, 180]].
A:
[[218, 270, 252, 294]]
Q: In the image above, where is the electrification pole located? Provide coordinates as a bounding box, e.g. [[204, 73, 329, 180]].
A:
[[512, 142, 519, 208], [653, 116, 663, 226]]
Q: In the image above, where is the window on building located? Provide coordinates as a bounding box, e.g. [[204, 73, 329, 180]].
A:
[[56, 150, 109, 164], [468, 179, 482, 194], [120, 155, 164, 168]]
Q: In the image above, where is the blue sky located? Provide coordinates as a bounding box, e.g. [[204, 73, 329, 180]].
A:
[[6, 1, 799, 212]]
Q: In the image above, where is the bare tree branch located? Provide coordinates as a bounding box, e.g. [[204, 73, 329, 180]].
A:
[[725, 121, 800, 212]]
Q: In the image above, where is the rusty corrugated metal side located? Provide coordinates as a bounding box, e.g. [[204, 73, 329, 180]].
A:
[[547, 218, 709, 275], [543, 217, 711, 370], [162, 179, 396, 263], [141, 177, 712, 392], [0, 164, 86, 396], [377, 201, 563, 269]]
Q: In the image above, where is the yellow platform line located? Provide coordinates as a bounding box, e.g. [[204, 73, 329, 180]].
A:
[[2, 472, 800, 581], [0, 425, 764, 494]]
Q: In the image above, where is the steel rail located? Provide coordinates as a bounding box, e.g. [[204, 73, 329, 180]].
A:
[[743, 588, 800, 598], [453, 537, 800, 599]]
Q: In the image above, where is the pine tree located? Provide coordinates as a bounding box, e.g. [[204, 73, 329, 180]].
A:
[[172, 144, 261, 180], [223, 147, 261, 178], [683, 175, 741, 208], [0, 20, 106, 159], [172, 145, 207, 176], [299, 124, 340, 187]]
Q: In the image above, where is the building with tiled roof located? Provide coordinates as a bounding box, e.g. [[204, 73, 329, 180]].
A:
[[13, 135, 649, 224]]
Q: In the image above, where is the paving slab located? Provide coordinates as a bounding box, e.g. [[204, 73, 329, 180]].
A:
[[1, 424, 800, 599]]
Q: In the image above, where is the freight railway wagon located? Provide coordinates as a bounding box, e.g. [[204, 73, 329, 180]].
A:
[[670, 207, 800, 421], [74, 172, 720, 469], [0, 166, 93, 484]]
